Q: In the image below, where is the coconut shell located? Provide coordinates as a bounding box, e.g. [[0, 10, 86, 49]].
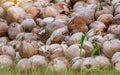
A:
[[0, 55, 13, 69], [17, 58, 32, 72], [95, 7, 112, 19], [112, 14, 120, 24], [18, 40, 38, 58], [8, 22, 23, 40], [21, 19, 36, 32], [27, 6, 40, 18], [102, 39, 120, 58], [28, 55, 47, 70], [6, 6, 26, 23], [0, 45, 16, 58], [111, 52, 120, 64], [0, 20, 8, 36], [64, 44, 85, 61], [97, 14, 113, 28], [115, 62, 120, 72], [94, 56, 110, 69], [80, 57, 99, 70], [16, 32, 38, 41], [71, 57, 83, 71], [67, 32, 84, 46], [68, 17, 88, 34], [43, 6, 59, 18], [89, 21, 106, 31], [48, 58, 67, 72]]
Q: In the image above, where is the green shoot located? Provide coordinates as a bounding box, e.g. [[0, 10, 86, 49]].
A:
[[99, 0, 103, 10], [91, 40, 99, 57], [80, 34, 86, 59], [52, 0, 56, 3]]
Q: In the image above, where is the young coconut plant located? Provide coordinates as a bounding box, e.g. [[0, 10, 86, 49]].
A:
[[79, 34, 86, 59], [95, 0, 112, 19], [90, 40, 100, 57]]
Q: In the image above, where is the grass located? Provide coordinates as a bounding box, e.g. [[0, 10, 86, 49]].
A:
[[0, 66, 119, 75]]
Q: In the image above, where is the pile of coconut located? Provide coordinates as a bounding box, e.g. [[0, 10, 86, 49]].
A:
[[0, 0, 120, 72]]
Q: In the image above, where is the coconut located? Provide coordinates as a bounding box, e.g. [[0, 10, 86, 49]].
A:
[[112, 14, 120, 24], [16, 0, 33, 11], [21, 19, 36, 32], [0, 55, 13, 69], [102, 39, 120, 58], [16, 58, 32, 72], [27, 6, 40, 18], [111, 52, 120, 64], [29, 55, 47, 70], [43, 6, 59, 18], [18, 40, 38, 58], [103, 34, 116, 41], [1, 1, 14, 9], [46, 22, 65, 33], [64, 44, 85, 61], [0, 19, 8, 36], [8, 22, 23, 40], [6, 6, 26, 23], [68, 17, 88, 33], [83, 41, 94, 57], [89, 21, 106, 31], [108, 25, 120, 39], [36, 17, 54, 27], [88, 35, 105, 48], [80, 57, 99, 70], [95, 7, 112, 19], [97, 14, 113, 28], [115, 62, 120, 72], [0, 45, 16, 58], [46, 26, 68, 45], [16, 32, 38, 41], [94, 56, 110, 68], [67, 32, 84, 46], [87, 28, 105, 39], [71, 57, 83, 71], [48, 57, 67, 72]]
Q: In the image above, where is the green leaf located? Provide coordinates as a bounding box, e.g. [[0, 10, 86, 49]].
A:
[[91, 40, 99, 57], [80, 34, 86, 49], [80, 34, 86, 59]]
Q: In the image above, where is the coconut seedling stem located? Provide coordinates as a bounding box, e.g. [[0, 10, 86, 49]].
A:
[[52, 0, 56, 3], [80, 34, 86, 59], [91, 40, 101, 57], [99, 0, 103, 10]]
